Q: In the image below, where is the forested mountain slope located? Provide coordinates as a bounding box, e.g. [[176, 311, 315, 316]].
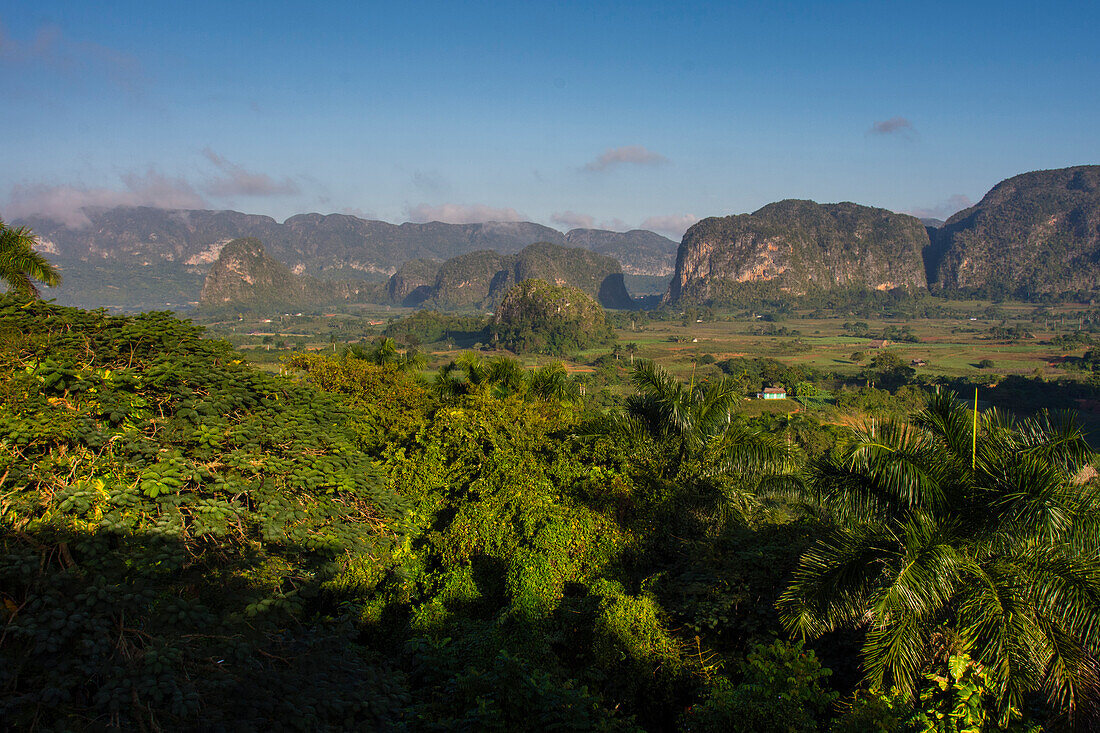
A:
[[199, 237, 377, 310], [931, 164, 1100, 299], [19, 207, 671, 309], [664, 200, 929, 305], [423, 241, 634, 309]]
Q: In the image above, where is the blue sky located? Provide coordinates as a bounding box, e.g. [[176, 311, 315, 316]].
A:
[[2, 0, 1098, 236]]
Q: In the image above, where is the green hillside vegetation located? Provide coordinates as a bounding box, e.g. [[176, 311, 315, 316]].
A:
[[5, 247, 1100, 730], [0, 298, 410, 728], [427, 249, 509, 309], [198, 237, 377, 314], [491, 279, 616, 354], [385, 258, 442, 306], [425, 242, 633, 310], [933, 165, 1100, 299], [667, 200, 929, 306]]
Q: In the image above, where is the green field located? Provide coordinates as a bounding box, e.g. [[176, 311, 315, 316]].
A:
[[196, 299, 1099, 386]]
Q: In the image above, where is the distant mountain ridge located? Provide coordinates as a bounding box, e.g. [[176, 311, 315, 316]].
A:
[[18, 165, 1100, 310], [663, 165, 1100, 305], [195, 239, 633, 313], [563, 229, 677, 275], [19, 206, 675, 310]]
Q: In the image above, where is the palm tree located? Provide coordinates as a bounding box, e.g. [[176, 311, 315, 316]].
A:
[[601, 360, 799, 520], [435, 353, 579, 403], [529, 361, 580, 402], [0, 219, 61, 298], [348, 337, 426, 373], [434, 353, 526, 399], [778, 392, 1100, 725]]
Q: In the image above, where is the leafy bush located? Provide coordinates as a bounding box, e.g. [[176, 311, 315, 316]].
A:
[[0, 297, 410, 729], [681, 639, 837, 732]]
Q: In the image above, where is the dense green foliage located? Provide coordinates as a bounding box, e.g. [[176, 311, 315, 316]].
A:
[[491, 278, 616, 354], [782, 394, 1100, 726], [3, 297, 1098, 730], [0, 298, 408, 729], [381, 310, 489, 348]]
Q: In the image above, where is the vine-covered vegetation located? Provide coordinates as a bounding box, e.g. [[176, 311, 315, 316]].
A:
[[2, 296, 1099, 731]]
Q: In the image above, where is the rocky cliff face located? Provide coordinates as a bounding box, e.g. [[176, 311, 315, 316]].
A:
[[932, 165, 1100, 298], [664, 200, 929, 305], [423, 242, 634, 310], [199, 238, 372, 310]]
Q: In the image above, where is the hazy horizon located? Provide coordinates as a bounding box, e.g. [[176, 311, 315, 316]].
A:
[[3, 0, 1098, 237]]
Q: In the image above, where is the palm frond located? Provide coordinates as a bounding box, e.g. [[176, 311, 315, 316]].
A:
[[0, 220, 62, 298], [707, 424, 800, 477], [981, 452, 1079, 545], [530, 361, 579, 402], [779, 523, 895, 638], [1017, 410, 1097, 473], [916, 391, 977, 467], [862, 615, 933, 698]]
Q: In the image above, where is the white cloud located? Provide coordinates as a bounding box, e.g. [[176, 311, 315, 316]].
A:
[[907, 194, 973, 221], [640, 213, 698, 238], [4, 169, 206, 227], [405, 202, 527, 224], [583, 145, 668, 172], [201, 148, 299, 197], [550, 210, 595, 229]]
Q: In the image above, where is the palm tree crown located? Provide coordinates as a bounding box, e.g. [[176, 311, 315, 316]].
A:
[[621, 360, 797, 478], [779, 392, 1100, 725], [0, 219, 62, 299]]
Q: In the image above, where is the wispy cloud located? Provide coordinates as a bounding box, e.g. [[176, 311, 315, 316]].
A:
[[868, 116, 915, 138], [907, 194, 972, 221], [405, 202, 527, 224], [201, 148, 299, 197], [550, 211, 636, 231], [4, 169, 206, 228], [337, 206, 373, 219], [551, 210, 595, 229], [583, 145, 668, 172], [0, 21, 143, 92], [641, 214, 698, 238]]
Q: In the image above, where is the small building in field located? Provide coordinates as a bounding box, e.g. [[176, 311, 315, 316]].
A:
[[868, 339, 890, 349], [758, 386, 787, 400]]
